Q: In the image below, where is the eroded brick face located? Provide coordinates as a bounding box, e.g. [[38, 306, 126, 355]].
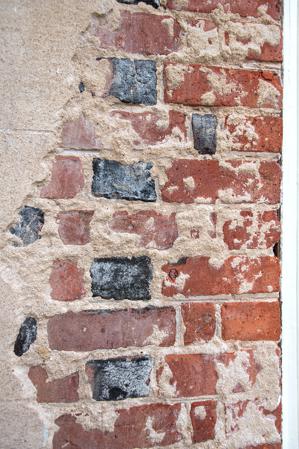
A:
[[19, 1, 282, 448]]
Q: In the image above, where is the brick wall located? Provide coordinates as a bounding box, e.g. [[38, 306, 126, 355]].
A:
[[11, 1, 282, 448]]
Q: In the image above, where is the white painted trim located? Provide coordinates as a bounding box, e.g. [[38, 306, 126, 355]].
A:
[[282, 0, 299, 447]]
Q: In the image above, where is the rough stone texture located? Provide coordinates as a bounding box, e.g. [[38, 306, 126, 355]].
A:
[[53, 404, 183, 449], [109, 59, 157, 105], [109, 210, 178, 249], [48, 307, 176, 351], [28, 366, 79, 403], [1, 0, 282, 447], [192, 114, 217, 154], [10, 206, 44, 245], [117, 0, 160, 7], [40, 156, 84, 199], [92, 159, 157, 202], [14, 317, 37, 357], [86, 357, 152, 401], [49, 259, 85, 301], [91, 256, 152, 300]]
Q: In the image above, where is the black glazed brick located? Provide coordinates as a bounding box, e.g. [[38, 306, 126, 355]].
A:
[[92, 158, 157, 202], [10, 206, 44, 245], [90, 256, 153, 300], [86, 357, 152, 401], [192, 114, 218, 155], [14, 317, 37, 356], [117, 0, 160, 7], [109, 59, 157, 105]]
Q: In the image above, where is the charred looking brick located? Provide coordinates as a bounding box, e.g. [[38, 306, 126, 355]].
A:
[[192, 114, 217, 155], [109, 59, 157, 105], [86, 357, 152, 401], [117, 0, 160, 7], [91, 256, 152, 300], [14, 317, 37, 356], [92, 159, 157, 202], [10, 206, 44, 245]]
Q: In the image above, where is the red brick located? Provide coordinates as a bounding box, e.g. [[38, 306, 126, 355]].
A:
[[223, 210, 281, 250], [40, 156, 84, 199], [166, 0, 281, 20], [93, 11, 181, 55], [181, 303, 216, 344], [28, 366, 79, 403], [57, 210, 94, 245], [53, 404, 183, 449], [247, 33, 282, 63], [109, 210, 178, 249], [191, 400, 217, 443], [224, 115, 282, 152], [218, 350, 259, 393], [225, 401, 282, 446], [161, 160, 281, 205], [111, 109, 187, 146], [48, 307, 176, 351], [159, 354, 217, 397], [164, 64, 282, 108], [49, 259, 85, 301], [61, 115, 101, 149], [221, 301, 281, 341], [162, 256, 280, 297]]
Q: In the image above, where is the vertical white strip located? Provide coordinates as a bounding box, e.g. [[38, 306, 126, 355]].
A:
[[282, 0, 299, 447]]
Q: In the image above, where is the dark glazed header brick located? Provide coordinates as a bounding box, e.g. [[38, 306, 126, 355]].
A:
[[86, 357, 152, 401], [14, 317, 37, 356], [192, 114, 217, 155], [117, 0, 160, 7], [91, 256, 152, 300], [10, 206, 44, 245], [92, 159, 157, 202], [109, 59, 157, 105]]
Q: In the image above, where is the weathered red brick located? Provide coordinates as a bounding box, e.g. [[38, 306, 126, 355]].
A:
[[247, 33, 282, 63], [223, 210, 281, 250], [161, 160, 281, 204], [159, 354, 217, 397], [162, 256, 280, 297], [49, 259, 85, 301], [40, 156, 84, 199], [57, 210, 94, 245], [28, 366, 79, 403], [166, 0, 281, 20], [221, 301, 281, 341], [48, 307, 176, 351], [181, 303, 216, 344], [164, 64, 282, 108], [53, 404, 183, 449], [191, 400, 217, 443], [109, 210, 178, 249], [111, 109, 187, 146], [225, 401, 282, 446], [224, 115, 282, 152], [218, 350, 259, 393], [93, 11, 181, 55], [61, 115, 101, 149]]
